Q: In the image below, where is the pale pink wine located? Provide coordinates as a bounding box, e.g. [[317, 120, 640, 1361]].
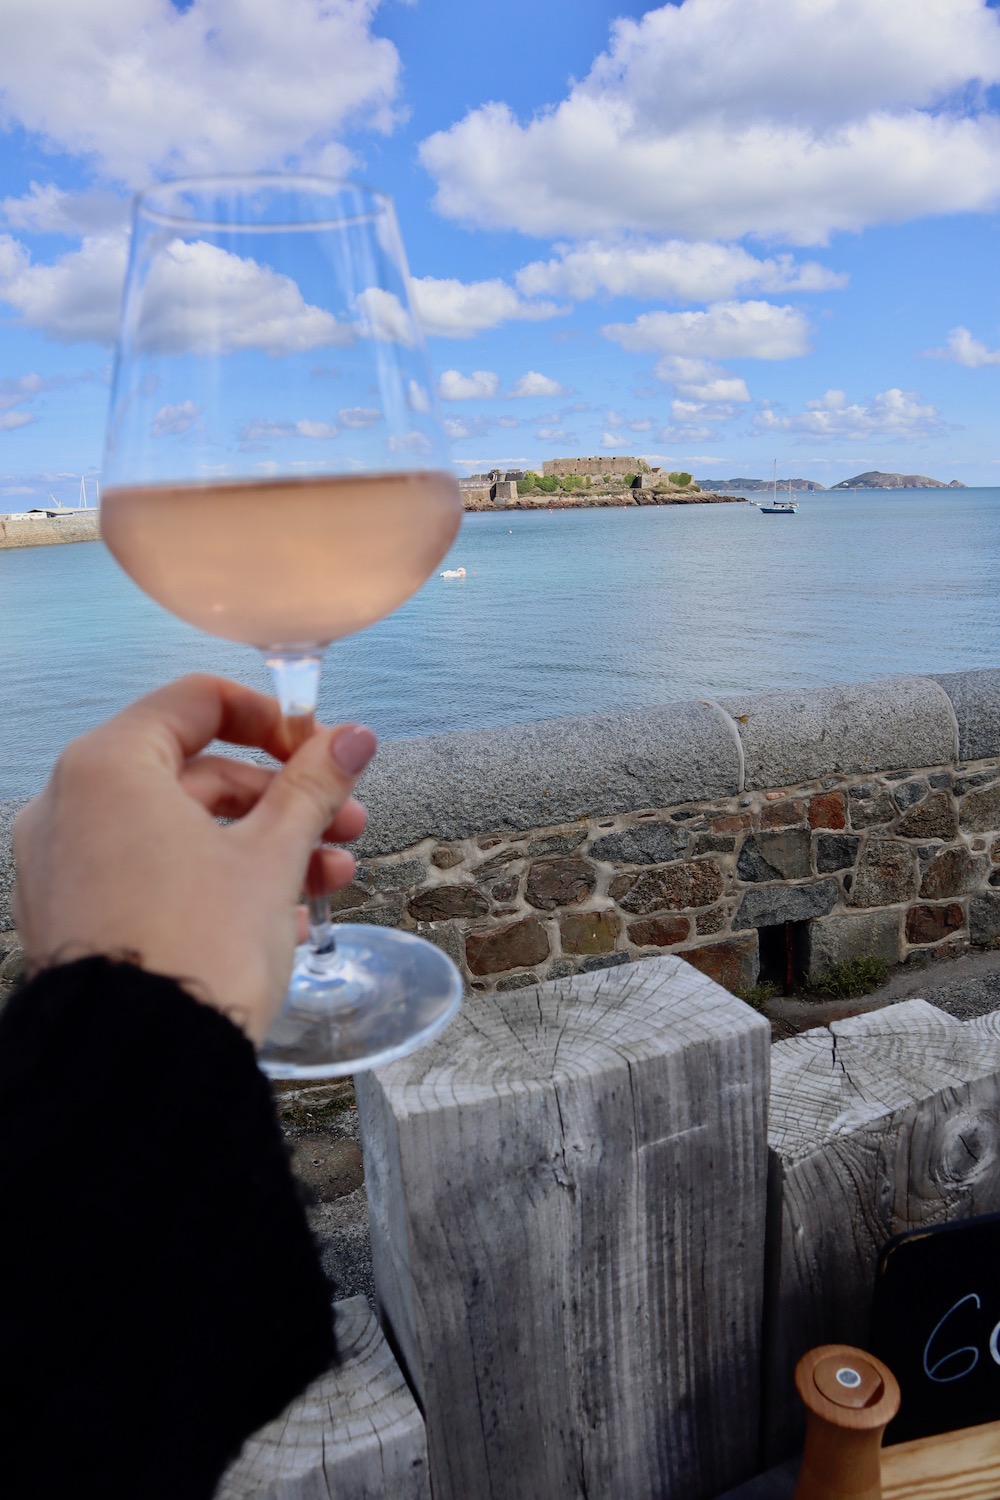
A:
[[101, 471, 463, 647]]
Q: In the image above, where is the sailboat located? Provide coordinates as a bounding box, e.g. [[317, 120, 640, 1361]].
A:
[[757, 462, 798, 515]]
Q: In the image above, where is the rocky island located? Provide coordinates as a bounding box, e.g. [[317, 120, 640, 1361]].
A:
[[461, 458, 745, 511], [830, 471, 965, 489]]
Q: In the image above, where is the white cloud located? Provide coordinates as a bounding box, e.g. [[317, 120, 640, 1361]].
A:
[[0, 233, 351, 354], [0, 410, 35, 431], [516, 238, 846, 302], [443, 415, 492, 441], [927, 326, 1000, 368], [0, 369, 93, 431], [138, 241, 348, 356], [671, 399, 737, 422], [1, 183, 129, 235], [438, 369, 501, 400], [754, 387, 942, 439], [411, 276, 564, 338], [678, 376, 750, 403], [355, 287, 417, 347], [509, 371, 567, 398], [406, 380, 432, 415], [0, 232, 127, 343], [295, 419, 338, 439], [420, 0, 1000, 245], [338, 405, 382, 427], [535, 425, 573, 441], [604, 301, 809, 360], [0, 0, 401, 186], [151, 400, 200, 437]]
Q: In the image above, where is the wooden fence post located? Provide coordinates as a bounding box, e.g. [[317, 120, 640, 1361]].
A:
[[217, 1295, 430, 1499], [356, 954, 770, 1500], [764, 1001, 1000, 1464]]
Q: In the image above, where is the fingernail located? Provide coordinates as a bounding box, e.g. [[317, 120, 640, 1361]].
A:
[[331, 724, 377, 775]]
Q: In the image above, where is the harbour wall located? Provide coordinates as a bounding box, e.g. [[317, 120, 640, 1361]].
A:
[[0, 514, 100, 549], [5, 670, 1000, 998]]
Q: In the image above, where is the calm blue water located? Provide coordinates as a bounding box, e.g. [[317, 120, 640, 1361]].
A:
[[3, 489, 999, 799]]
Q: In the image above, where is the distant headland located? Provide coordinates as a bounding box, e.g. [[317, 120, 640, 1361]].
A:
[[699, 470, 966, 492]]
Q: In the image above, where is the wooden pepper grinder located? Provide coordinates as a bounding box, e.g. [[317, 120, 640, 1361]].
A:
[[792, 1344, 901, 1500]]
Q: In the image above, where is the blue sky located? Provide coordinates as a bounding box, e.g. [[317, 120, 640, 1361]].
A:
[[3, 0, 1000, 503]]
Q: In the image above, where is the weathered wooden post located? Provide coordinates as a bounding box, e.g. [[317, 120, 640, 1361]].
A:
[[764, 1001, 1000, 1464], [217, 1295, 429, 1499], [356, 954, 770, 1500]]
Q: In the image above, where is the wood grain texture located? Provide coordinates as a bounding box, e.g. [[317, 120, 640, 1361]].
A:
[[356, 954, 771, 1500], [216, 1295, 429, 1499], [765, 1003, 1000, 1464], [882, 1418, 1000, 1499]]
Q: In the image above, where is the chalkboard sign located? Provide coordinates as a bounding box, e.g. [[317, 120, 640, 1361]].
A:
[[871, 1211, 1000, 1444]]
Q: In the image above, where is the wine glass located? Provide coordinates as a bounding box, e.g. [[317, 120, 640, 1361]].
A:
[[102, 174, 464, 1078]]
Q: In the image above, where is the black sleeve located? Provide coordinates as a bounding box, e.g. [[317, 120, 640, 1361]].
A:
[[0, 956, 336, 1500]]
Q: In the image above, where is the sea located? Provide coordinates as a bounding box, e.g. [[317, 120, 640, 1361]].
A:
[[3, 487, 1000, 801]]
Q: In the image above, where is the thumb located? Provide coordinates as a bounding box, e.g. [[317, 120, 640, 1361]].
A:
[[246, 723, 377, 869]]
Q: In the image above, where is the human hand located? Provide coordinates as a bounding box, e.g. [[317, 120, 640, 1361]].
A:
[[12, 675, 376, 1044]]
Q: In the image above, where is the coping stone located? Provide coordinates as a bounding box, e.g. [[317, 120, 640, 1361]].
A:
[[717, 676, 957, 791], [930, 669, 1000, 762], [353, 700, 742, 856]]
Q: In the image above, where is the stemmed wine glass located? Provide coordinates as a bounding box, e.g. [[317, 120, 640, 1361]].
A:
[[102, 175, 464, 1078]]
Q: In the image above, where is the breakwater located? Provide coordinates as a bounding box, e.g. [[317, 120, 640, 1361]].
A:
[[0, 514, 100, 549]]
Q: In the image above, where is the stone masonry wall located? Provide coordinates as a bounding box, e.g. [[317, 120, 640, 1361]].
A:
[[6, 669, 1000, 1001], [541, 456, 641, 478], [321, 755, 1000, 996]]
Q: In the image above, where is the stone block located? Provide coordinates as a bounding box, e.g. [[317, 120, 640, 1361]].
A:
[[930, 668, 1000, 761], [525, 857, 596, 910], [919, 846, 985, 899], [733, 879, 839, 931], [626, 914, 690, 948], [760, 799, 806, 829], [905, 903, 964, 945], [419, 919, 465, 968], [692, 832, 736, 855], [970, 890, 1000, 944], [848, 789, 896, 829], [431, 846, 465, 869], [408, 885, 489, 921], [960, 782, 1000, 833], [808, 792, 846, 830], [560, 910, 621, 954], [805, 910, 901, 977], [895, 791, 958, 840], [718, 677, 956, 791], [696, 904, 730, 935], [590, 823, 689, 865], [815, 833, 860, 873], [891, 779, 929, 812], [681, 933, 759, 992], [366, 859, 427, 893], [615, 859, 725, 914], [579, 951, 631, 972], [849, 840, 918, 908], [526, 829, 588, 856], [466, 918, 550, 975], [354, 699, 742, 856], [737, 830, 811, 882]]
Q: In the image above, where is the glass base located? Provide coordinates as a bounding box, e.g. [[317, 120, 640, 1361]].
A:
[[258, 924, 463, 1079]]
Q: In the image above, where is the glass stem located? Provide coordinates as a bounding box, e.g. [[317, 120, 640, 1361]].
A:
[[266, 649, 339, 974]]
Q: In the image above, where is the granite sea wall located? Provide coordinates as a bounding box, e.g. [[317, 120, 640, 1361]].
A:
[[5, 670, 1000, 1000], [0, 514, 100, 549], [320, 670, 1000, 996]]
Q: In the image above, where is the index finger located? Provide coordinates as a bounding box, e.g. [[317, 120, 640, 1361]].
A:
[[114, 674, 289, 766]]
